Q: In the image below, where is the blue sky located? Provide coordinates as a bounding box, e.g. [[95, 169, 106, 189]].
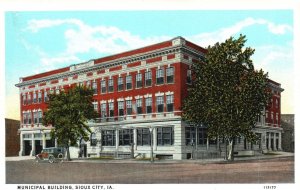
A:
[[5, 10, 293, 119]]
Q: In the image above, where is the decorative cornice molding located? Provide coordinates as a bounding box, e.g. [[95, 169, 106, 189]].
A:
[[16, 46, 185, 88]]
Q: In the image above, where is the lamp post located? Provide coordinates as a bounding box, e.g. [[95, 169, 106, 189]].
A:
[[149, 127, 154, 163], [190, 139, 194, 160]]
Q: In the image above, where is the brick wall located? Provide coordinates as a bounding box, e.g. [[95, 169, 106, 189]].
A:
[[5, 118, 20, 156]]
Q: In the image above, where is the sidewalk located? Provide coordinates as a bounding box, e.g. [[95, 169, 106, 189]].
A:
[[6, 156, 35, 161], [6, 151, 294, 163]]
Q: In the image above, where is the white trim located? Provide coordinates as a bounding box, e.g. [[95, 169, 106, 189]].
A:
[[135, 95, 143, 99], [117, 98, 124, 102], [144, 94, 152, 98], [100, 100, 107, 104], [155, 92, 164, 96], [165, 91, 174, 95], [125, 96, 133, 100], [108, 99, 114, 103]]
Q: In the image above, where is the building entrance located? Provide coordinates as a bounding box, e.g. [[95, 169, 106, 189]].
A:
[[24, 141, 31, 156], [35, 140, 42, 154]]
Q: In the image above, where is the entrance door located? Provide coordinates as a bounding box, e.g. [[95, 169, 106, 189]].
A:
[[271, 139, 274, 150], [24, 141, 31, 156], [35, 140, 42, 154]]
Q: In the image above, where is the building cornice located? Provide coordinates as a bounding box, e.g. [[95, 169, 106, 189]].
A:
[[16, 44, 204, 88]]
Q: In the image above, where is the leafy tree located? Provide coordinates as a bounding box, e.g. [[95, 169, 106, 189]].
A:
[[42, 85, 98, 161], [182, 35, 271, 161]]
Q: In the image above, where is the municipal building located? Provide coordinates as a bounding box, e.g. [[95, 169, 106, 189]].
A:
[[15, 37, 284, 160]]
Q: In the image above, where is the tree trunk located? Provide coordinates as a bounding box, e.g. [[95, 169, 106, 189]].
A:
[[227, 139, 233, 161], [225, 140, 228, 160], [227, 139, 235, 161], [66, 144, 71, 161]]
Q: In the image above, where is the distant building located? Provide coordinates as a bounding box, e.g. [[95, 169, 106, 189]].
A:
[[5, 118, 20, 156], [15, 37, 284, 159], [281, 114, 294, 152]]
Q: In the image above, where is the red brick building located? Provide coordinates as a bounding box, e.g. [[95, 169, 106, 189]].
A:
[[15, 37, 283, 159], [5, 118, 20, 156]]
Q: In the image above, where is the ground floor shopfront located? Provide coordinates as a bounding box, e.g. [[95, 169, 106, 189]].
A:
[[19, 119, 283, 159]]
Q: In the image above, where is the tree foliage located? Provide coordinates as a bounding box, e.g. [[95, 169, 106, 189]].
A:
[[42, 85, 98, 160], [182, 35, 271, 160]]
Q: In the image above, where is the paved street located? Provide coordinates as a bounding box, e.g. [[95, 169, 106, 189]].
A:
[[6, 156, 294, 184]]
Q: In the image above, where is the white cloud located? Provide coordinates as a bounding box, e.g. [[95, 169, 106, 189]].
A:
[[26, 19, 82, 33], [40, 55, 81, 67], [23, 17, 292, 77], [188, 17, 292, 47], [253, 44, 293, 68], [26, 18, 170, 55]]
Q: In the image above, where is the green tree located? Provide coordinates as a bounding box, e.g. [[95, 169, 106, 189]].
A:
[[182, 35, 271, 161], [42, 86, 98, 161]]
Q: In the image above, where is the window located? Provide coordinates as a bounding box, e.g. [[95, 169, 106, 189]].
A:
[[187, 69, 192, 84], [146, 97, 152, 114], [27, 93, 32, 104], [38, 92, 42, 103], [108, 79, 114, 92], [156, 96, 164, 113], [156, 68, 164, 85], [102, 130, 115, 146], [136, 99, 143, 114], [137, 128, 151, 146], [90, 133, 97, 146], [101, 80, 106, 94], [166, 94, 174, 112], [185, 127, 196, 145], [38, 111, 43, 123], [92, 82, 98, 94], [86, 81, 91, 88], [157, 127, 174, 146], [136, 73, 142, 88], [22, 94, 27, 105], [34, 111, 38, 124], [257, 115, 261, 123], [198, 127, 208, 145], [109, 102, 114, 118], [55, 88, 60, 94], [33, 92, 37, 103], [275, 99, 279, 108], [126, 75, 132, 90], [118, 101, 124, 116], [44, 91, 48, 102], [126, 100, 132, 115], [119, 129, 133, 146], [166, 67, 174, 83], [145, 71, 152, 87], [101, 103, 107, 118], [118, 77, 123, 91], [271, 112, 274, 120], [28, 112, 32, 124], [271, 99, 273, 108], [23, 112, 27, 124], [93, 102, 98, 112]]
